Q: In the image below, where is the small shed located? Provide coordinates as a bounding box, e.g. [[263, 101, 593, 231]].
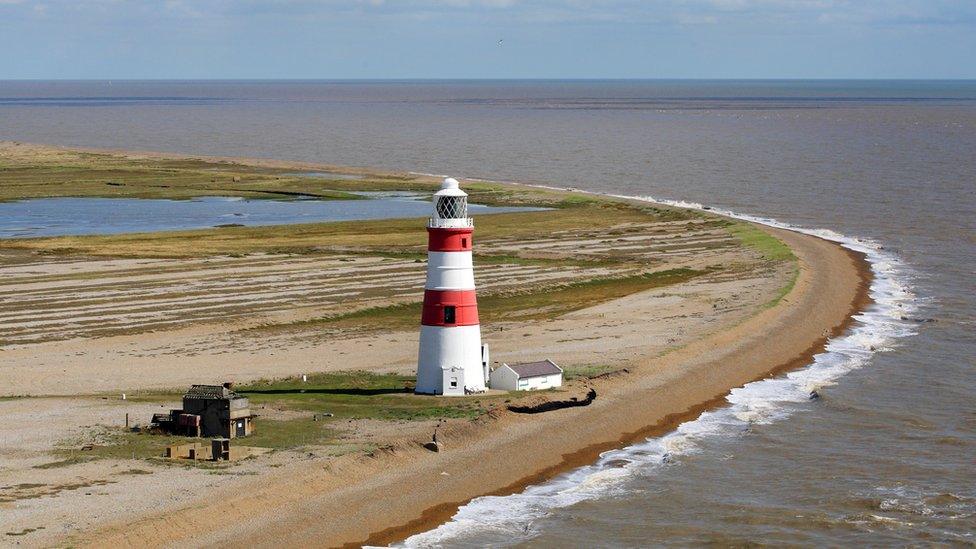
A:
[[180, 384, 254, 439], [490, 359, 563, 391]]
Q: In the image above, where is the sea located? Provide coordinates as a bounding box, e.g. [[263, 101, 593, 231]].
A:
[[1, 80, 973, 546]]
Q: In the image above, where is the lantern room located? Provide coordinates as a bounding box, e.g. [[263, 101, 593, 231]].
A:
[[429, 177, 473, 229]]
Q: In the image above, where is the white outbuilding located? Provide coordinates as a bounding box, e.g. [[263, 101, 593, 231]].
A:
[[490, 359, 563, 391]]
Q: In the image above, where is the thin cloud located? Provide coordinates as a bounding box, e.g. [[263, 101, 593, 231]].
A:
[[2, 0, 974, 27]]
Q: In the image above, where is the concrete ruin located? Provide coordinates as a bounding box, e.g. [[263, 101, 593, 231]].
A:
[[165, 439, 271, 462], [151, 383, 254, 438]]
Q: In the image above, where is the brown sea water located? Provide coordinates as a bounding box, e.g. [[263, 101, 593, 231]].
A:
[[1, 80, 974, 545]]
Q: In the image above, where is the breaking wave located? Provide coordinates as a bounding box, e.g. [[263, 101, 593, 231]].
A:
[[393, 191, 920, 548]]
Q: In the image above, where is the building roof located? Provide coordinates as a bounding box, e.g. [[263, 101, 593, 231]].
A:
[[184, 384, 237, 400], [506, 359, 562, 378]]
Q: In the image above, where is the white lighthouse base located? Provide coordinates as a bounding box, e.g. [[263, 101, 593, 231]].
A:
[[416, 325, 486, 396]]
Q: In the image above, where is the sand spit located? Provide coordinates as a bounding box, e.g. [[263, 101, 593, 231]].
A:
[[0, 263, 778, 545], [72, 227, 865, 548], [0, 143, 863, 547]]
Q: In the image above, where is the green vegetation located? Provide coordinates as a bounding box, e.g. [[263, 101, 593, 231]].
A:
[[52, 418, 337, 463], [238, 371, 498, 421], [562, 364, 625, 380], [0, 478, 116, 504], [0, 144, 697, 259], [273, 268, 708, 334], [723, 219, 797, 308], [32, 456, 94, 469], [5, 526, 45, 537], [58, 372, 514, 464], [481, 268, 709, 320], [0, 160, 368, 202], [54, 428, 188, 461], [230, 418, 337, 449], [0, 145, 613, 207], [725, 221, 796, 261], [1, 200, 670, 259], [473, 253, 620, 269]]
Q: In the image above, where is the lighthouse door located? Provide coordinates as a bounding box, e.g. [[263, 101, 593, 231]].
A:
[[442, 369, 465, 396]]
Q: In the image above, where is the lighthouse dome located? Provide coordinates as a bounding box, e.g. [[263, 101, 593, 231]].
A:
[[430, 177, 472, 228], [434, 177, 467, 197]]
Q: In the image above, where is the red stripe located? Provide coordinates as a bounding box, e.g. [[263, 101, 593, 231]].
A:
[[428, 227, 473, 252], [421, 289, 479, 326]]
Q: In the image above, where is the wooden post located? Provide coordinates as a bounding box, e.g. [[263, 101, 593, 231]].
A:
[[125, 413, 129, 429]]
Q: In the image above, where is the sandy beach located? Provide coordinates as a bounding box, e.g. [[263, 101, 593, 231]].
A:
[[0, 145, 869, 547]]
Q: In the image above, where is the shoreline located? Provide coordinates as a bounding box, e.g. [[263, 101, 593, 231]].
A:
[[363, 244, 873, 547], [76, 225, 870, 547]]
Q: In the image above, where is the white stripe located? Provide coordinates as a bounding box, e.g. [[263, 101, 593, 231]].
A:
[[416, 324, 484, 395], [425, 251, 476, 290]]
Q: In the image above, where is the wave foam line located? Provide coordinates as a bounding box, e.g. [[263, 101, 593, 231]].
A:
[[393, 191, 920, 548]]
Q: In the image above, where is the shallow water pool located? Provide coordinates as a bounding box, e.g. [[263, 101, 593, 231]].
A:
[[0, 195, 536, 238]]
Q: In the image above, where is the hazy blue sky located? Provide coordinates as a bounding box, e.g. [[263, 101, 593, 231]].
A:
[[2, 0, 975, 79]]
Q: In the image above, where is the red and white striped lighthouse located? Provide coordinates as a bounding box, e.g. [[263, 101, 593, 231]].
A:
[[416, 178, 488, 395]]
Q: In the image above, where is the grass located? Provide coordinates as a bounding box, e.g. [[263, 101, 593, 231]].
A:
[[0, 200, 672, 259], [721, 219, 796, 308], [0, 479, 116, 504], [481, 268, 709, 320], [473, 253, 621, 269], [52, 418, 338, 463], [54, 428, 187, 461], [0, 146, 694, 258], [238, 371, 497, 421], [725, 220, 796, 261], [229, 418, 337, 450], [0, 163, 369, 202], [0, 145, 620, 209], [0, 147, 391, 203], [275, 267, 709, 334], [5, 526, 45, 537], [32, 456, 95, 469], [60, 371, 506, 465], [562, 364, 625, 380]]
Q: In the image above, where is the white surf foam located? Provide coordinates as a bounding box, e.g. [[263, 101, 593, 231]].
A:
[[392, 190, 920, 548]]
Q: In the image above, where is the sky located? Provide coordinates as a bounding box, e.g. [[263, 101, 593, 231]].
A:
[[1, 0, 975, 79]]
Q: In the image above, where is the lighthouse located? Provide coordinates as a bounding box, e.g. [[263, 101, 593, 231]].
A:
[[416, 178, 488, 396]]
